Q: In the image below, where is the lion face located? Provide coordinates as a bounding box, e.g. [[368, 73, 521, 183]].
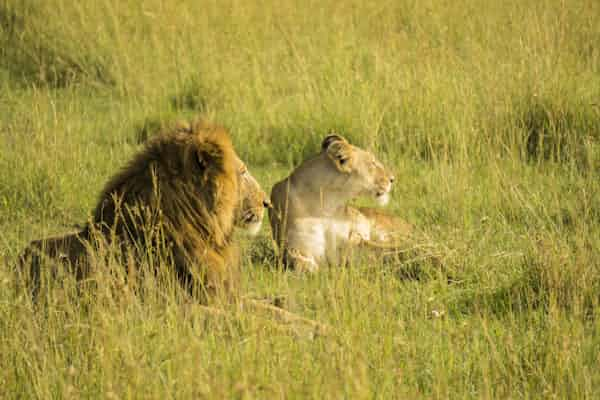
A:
[[322, 134, 395, 206], [234, 157, 271, 236]]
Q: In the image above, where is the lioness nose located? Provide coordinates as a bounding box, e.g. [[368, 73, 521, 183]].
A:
[[389, 176, 395, 183], [263, 199, 273, 209]]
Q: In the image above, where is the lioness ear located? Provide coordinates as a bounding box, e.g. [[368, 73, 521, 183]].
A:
[[321, 134, 348, 151], [325, 139, 353, 172]]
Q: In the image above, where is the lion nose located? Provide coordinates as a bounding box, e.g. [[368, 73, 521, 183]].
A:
[[389, 176, 395, 184], [263, 199, 273, 209]]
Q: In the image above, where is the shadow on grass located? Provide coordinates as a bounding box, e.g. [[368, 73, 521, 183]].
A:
[[169, 76, 216, 113], [449, 238, 600, 319], [516, 95, 600, 171], [448, 275, 540, 318], [0, 3, 114, 88]]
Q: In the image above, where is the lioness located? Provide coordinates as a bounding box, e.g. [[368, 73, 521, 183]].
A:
[[269, 134, 397, 271]]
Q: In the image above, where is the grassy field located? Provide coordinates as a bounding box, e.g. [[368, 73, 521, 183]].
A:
[[1, 0, 600, 398]]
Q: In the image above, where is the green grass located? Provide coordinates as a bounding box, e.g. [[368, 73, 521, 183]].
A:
[[1, 0, 600, 398]]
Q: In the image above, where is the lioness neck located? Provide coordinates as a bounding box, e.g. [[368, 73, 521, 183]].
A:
[[288, 154, 358, 215]]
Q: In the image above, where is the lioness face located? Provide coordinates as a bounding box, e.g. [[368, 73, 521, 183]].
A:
[[354, 150, 395, 206], [234, 157, 271, 236], [323, 134, 395, 206]]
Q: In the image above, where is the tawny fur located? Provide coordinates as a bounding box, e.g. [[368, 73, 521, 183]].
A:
[[268, 134, 396, 271]]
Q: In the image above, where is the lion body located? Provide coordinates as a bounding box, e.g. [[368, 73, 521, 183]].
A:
[[269, 134, 395, 271], [18, 231, 89, 292]]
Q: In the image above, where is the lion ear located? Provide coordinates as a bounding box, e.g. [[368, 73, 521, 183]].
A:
[[195, 142, 224, 174]]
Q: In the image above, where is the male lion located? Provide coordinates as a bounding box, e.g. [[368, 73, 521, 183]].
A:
[[19, 121, 270, 301], [269, 134, 397, 271]]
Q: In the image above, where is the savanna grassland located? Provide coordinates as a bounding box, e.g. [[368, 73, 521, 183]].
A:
[[1, 0, 600, 398]]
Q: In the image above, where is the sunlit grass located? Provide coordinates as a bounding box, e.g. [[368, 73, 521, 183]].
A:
[[1, 0, 599, 398]]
